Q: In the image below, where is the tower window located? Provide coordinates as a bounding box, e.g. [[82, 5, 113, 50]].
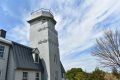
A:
[[41, 18, 46, 23], [54, 55, 57, 64], [0, 45, 5, 57], [23, 72, 28, 80], [35, 73, 40, 80], [42, 18, 46, 20], [35, 53, 39, 63]]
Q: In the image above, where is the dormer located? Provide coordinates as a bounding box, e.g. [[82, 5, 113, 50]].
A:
[[32, 48, 40, 63]]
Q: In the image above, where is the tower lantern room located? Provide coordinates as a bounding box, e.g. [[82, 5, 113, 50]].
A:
[[28, 9, 56, 25]]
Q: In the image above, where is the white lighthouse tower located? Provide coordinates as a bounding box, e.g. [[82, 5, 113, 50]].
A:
[[28, 9, 62, 80]]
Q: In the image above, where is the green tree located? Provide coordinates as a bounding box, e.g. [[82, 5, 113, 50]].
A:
[[89, 68, 105, 80], [66, 68, 87, 80], [74, 72, 86, 80]]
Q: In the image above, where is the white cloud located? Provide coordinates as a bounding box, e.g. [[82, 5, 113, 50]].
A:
[[8, 23, 30, 45], [63, 53, 99, 72], [56, 0, 120, 71]]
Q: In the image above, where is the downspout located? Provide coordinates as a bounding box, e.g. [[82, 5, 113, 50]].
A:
[[5, 47, 11, 80]]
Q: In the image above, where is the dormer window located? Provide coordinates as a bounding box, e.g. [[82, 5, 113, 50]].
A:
[[35, 53, 39, 63], [32, 48, 40, 63], [0, 45, 5, 57]]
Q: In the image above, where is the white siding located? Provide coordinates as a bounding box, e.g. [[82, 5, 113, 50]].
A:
[[15, 70, 41, 80], [0, 43, 10, 80], [6, 49, 16, 80]]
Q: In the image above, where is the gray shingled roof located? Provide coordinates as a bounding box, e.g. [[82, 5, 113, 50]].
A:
[[12, 42, 44, 72]]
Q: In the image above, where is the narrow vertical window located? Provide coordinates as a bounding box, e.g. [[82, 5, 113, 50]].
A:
[[35, 53, 39, 63], [32, 48, 40, 63], [35, 73, 39, 80], [23, 72, 28, 80], [54, 55, 57, 64], [0, 45, 4, 57]]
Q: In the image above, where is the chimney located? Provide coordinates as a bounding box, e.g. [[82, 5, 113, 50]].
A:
[[0, 29, 6, 38]]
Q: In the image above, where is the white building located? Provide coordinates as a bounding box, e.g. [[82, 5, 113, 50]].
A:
[[0, 10, 66, 80]]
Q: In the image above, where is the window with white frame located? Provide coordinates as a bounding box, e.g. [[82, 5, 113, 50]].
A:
[[22, 72, 28, 80], [35, 73, 40, 80], [0, 45, 5, 57]]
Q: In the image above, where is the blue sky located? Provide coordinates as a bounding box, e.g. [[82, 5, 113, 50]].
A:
[[0, 0, 120, 72]]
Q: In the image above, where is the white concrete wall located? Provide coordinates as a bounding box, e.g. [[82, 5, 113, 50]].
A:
[[15, 70, 41, 80], [30, 19, 50, 80], [48, 29, 62, 80], [29, 11, 62, 80]]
